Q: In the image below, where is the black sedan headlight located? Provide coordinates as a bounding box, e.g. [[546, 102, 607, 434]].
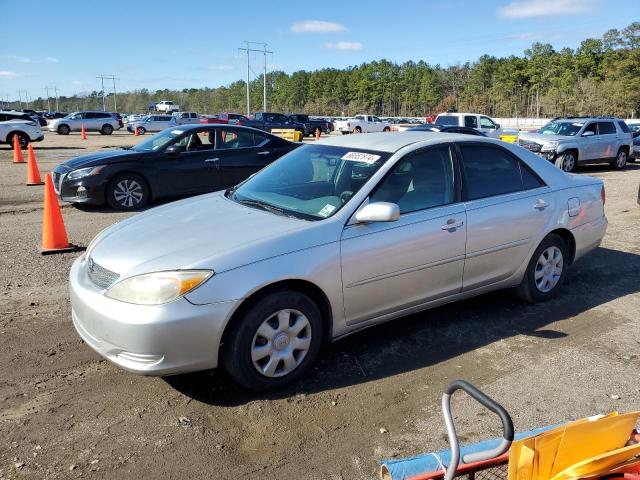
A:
[[67, 166, 106, 180]]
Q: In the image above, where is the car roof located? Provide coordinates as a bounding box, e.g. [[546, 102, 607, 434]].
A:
[[318, 131, 496, 153]]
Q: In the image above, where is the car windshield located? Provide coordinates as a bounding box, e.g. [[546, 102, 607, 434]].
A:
[[435, 115, 458, 126], [133, 128, 184, 152], [628, 124, 640, 133], [538, 121, 582, 136], [227, 144, 390, 221]]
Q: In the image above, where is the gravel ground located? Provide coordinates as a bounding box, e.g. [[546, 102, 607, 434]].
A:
[[0, 130, 639, 480]]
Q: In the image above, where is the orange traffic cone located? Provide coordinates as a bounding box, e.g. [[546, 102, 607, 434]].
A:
[[41, 173, 80, 255], [12, 134, 25, 163], [81, 124, 87, 140], [134, 126, 139, 136], [27, 145, 44, 186], [315, 129, 321, 140]]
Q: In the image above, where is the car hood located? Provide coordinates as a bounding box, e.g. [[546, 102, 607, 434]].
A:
[[89, 192, 330, 279], [57, 149, 141, 170], [518, 132, 572, 143]]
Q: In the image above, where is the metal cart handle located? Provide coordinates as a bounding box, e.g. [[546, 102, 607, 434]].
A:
[[442, 380, 514, 480]]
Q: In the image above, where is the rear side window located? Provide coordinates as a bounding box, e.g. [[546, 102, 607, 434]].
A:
[[464, 116, 478, 128], [520, 163, 545, 190], [436, 115, 458, 126], [598, 122, 616, 135], [617, 121, 630, 133], [460, 145, 523, 200]]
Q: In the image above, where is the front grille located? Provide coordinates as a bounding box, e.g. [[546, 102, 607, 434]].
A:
[[518, 139, 542, 153], [86, 257, 119, 290]]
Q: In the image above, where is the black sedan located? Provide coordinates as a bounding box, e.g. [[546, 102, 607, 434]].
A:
[[407, 124, 488, 136], [52, 124, 300, 211]]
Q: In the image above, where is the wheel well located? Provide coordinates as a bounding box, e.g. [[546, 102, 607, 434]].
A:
[[108, 171, 153, 200], [7, 131, 29, 142], [219, 279, 333, 360], [548, 228, 576, 264], [562, 148, 579, 160], [618, 145, 629, 155]]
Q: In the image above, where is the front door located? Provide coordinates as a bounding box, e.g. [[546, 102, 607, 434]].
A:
[[341, 145, 466, 325], [457, 143, 553, 290]]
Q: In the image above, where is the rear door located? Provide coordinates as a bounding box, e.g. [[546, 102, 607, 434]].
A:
[[596, 121, 618, 159], [217, 127, 276, 186], [458, 143, 553, 290]]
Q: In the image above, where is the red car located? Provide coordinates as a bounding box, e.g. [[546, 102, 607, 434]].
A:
[[199, 112, 248, 125]]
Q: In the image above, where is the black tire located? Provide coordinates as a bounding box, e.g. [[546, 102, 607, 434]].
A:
[[341, 131, 349, 135], [101, 124, 114, 135], [515, 233, 569, 303], [354, 126, 362, 133], [222, 290, 324, 392], [9, 131, 29, 149], [383, 127, 390, 132], [137, 126, 146, 135], [611, 148, 628, 170], [106, 173, 150, 211], [57, 124, 70, 135], [555, 150, 577, 172]]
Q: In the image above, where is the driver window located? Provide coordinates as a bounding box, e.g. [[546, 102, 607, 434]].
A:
[[479, 117, 495, 129], [216, 129, 255, 149], [370, 147, 454, 214], [583, 123, 597, 135]]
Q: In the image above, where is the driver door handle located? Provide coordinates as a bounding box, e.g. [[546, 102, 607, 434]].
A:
[[441, 219, 464, 230], [533, 199, 549, 210], [204, 157, 220, 162], [257, 151, 270, 155]]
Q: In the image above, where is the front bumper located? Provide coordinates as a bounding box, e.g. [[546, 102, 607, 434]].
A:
[[54, 171, 108, 205], [69, 257, 238, 375], [32, 135, 44, 143]]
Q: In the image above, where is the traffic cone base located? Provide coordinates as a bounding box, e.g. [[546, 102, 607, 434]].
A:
[[41, 173, 83, 255], [27, 145, 44, 185]]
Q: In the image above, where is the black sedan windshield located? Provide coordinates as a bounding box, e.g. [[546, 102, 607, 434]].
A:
[[229, 144, 389, 220], [133, 128, 184, 152]]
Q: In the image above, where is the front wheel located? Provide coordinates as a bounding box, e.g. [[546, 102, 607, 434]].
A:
[[106, 173, 150, 211], [515, 233, 568, 303], [222, 290, 323, 391], [555, 151, 577, 172], [57, 124, 70, 135], [383, 127, 390, 132], [137, 126, 146, 135], [101, 124, 114, 135], [10, 132, 29, 149], [611, 149, 627, 170]]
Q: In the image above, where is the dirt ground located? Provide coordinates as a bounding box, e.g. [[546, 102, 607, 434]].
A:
[[1, 130, 639, 480]]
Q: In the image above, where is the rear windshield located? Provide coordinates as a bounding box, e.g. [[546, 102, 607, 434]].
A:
[[435, 115, 459, 126]]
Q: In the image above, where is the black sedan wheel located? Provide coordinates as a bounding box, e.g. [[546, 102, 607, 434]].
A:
[[106, 173, 150, 211]]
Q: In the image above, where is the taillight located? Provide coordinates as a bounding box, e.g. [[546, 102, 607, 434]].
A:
[[601, 185, 606, 206]]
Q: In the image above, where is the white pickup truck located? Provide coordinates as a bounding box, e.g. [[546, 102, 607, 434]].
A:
[[335, 115, 391, 134], [434, 112, 503, 138], [155, 100, 180, 113]]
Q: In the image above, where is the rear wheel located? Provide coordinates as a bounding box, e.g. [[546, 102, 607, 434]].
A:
[[106, 173, 150, 211], [515, 233, 568, 303], [611, 149, 627, 170], [101, 124, 114, 135], [222, 290, 323, 391], [555, 151, 577, 172], [383, 126, 390, 132], [9, 132, 29, 149], [137, 126, 146, 135], [57, 124, 70, 135]]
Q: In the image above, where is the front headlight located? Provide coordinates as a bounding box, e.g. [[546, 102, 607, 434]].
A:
[[67, 165, 106, 180], [541, 141, 559, 151], [105, 270, 213, 305]]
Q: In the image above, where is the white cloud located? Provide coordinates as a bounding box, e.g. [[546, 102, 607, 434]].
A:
[[5, 55, 31, 63], [208, 64, 234, 71], [46, 57, 59, 63], [499, 0, 595, 18], [324, 41, 363, 51], [291, 20, 347, 33], [0, 71, 17, 78]]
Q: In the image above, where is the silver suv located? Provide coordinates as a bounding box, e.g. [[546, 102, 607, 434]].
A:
[[49, 111, 122, 135], [518, 116, 633, 172]]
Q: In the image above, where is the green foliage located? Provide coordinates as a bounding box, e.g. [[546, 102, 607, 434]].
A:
[[15, 24, 640, 118]]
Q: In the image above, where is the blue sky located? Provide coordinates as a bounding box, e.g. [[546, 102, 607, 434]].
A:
[[1, 0, 637, 102]]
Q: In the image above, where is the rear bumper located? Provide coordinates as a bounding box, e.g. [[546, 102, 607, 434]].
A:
[[572, 215, 608, 262]]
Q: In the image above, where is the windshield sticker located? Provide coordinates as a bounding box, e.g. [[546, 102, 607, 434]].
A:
[[341, 151, 381, 164], [318, 204, 337, 218], [171, 130, 183, 135]]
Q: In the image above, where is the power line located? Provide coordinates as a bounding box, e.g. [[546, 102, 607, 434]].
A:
[[237, 42, 273, 115], [96, 74, 120, 112]]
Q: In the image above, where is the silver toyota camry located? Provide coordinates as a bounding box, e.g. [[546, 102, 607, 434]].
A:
[[70, 132, 607, 391]]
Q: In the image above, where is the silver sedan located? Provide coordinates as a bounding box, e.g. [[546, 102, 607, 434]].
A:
[[70, 132, 607, 391]]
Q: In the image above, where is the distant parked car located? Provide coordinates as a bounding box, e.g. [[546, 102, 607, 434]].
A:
[[170, 112, 200, 126], [517, 116, 633, 172], [0, 118, 44, 149], [201, 112, 248, 125], [0, 110, 37, 123], [127, 115, 173, 134], [627, 121, 640, 161], [49, 111, 122, 135], [237, 111, 306, 138], [434, 112, 504, 138], [22, 109, 48, 127], [334, 115, 391, 134], [51, 124, 300, 210], [407, 124, 488, 136], [154, 100, 180, 113], [286, 114, 332, 137]]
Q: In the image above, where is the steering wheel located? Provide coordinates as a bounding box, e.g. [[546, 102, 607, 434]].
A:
[[340, 191, 354, 204]]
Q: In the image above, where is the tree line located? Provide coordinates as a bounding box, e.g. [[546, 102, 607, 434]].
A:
[[12, 23, 640, 118]]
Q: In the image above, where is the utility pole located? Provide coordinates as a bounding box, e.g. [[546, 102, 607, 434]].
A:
[[53, 86, 59, 112], [43, 86, 51, 112], [97, 75, 106, 111], [238, 42, 273, 116], [96, 74, 119, 111]]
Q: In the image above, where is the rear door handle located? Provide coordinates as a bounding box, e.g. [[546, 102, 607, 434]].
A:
[[441, 219, 464, 230], [533, 199, 549, 210], [204, 157, 220, 163], [257, 151, 270, 155]]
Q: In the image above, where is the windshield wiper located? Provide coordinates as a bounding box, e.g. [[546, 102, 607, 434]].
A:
[[237, 198, 299, 219]]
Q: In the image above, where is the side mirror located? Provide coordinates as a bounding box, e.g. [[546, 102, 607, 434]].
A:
[[495, 123, 501, 129], [582, 131, 595, 137], [355, 202, 400, 223], [165, 145, 180, 155]]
